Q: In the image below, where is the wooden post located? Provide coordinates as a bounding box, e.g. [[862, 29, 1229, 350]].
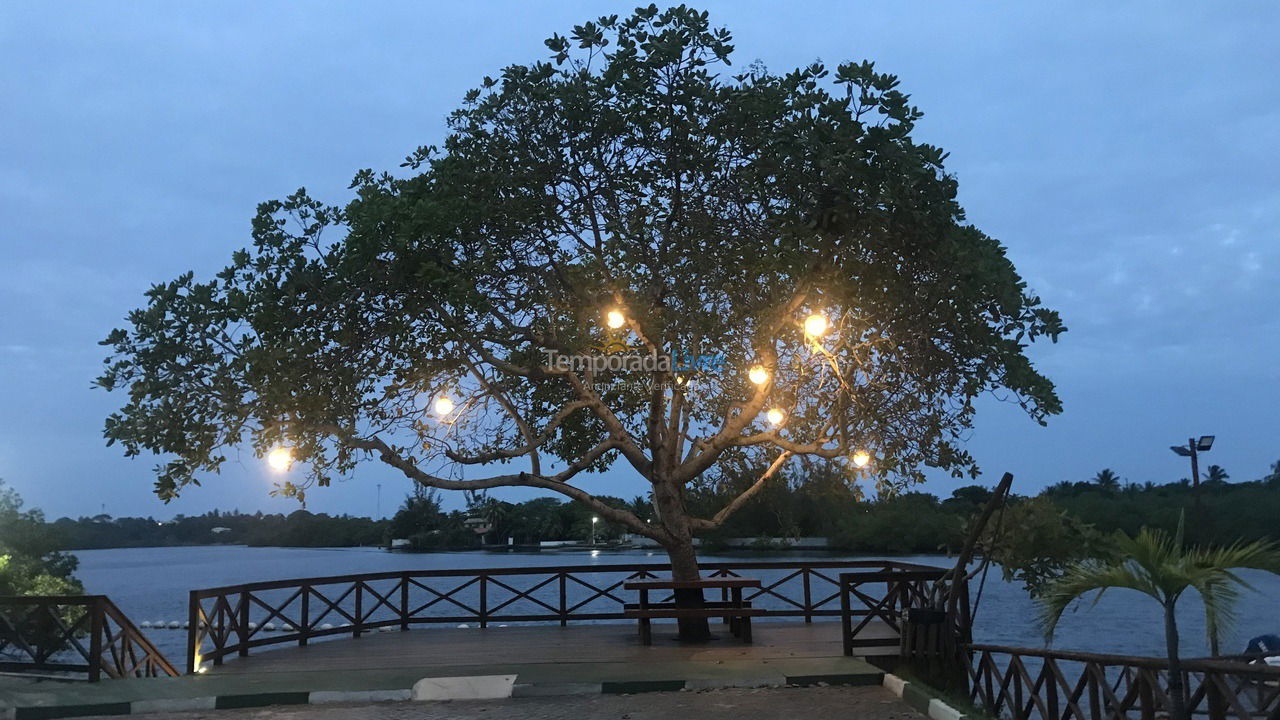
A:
[[1139, 669, 1156, 720], [88, 597, 104, 682], [186, 593, 200, 674], [238, 593, 249, 657], [1206, 671, 1227, 720], [400, 576, 410, 632], [353, 583, 363, 639], [1044, 661, 1059, 720], [299, 585, 310, 647], [1088, 666, 1102, 720], [840, 575, 853, 657], [803, 569, 813, 624], [559, 573, 567, 627], [479, 575, 488, 629]]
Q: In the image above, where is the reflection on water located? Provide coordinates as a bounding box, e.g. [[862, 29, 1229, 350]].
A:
[[72, 545, 1280, 662]]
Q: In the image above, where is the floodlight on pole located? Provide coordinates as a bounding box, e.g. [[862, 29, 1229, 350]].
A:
[[1170, 434, 1214, 527]]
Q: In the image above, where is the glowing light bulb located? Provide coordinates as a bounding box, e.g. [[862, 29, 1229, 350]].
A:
[[767, 408, 785, 426], [433, 396, 455, 416], [267, 446, 293, 473], [605, 309, 626, 329], [748, 365, 769, 386], [852, 450, 872, 468], [804, 313, 829, 338]]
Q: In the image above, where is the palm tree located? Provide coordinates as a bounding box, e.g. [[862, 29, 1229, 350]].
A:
[[1204, 465, 1229, 485], [1038, 521, 1280, 720], [1091, 468, 1121, 491]]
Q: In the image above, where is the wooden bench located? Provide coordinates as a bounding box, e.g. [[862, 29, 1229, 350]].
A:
[[623, 577, 764, 645]]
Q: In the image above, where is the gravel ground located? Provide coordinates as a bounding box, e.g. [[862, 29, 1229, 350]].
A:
[[82, 685, 916, 720]]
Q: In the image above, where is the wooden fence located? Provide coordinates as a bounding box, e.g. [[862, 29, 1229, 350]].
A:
[[965, 643, 1280, 720], [187, 559, 948, 672], [0, 595, 179, 681], [838, 567, 969, 659]]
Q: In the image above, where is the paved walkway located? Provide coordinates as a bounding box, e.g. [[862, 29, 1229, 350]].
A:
[[72, 685, 919, 720], [2, 622, 895, 717], [203, 619, 888, 678]]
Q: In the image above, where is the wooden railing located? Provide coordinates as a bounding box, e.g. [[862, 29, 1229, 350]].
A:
[[837, 566, 965, 658], [0, 595, 179, 681], [965, 643, 1280, 720], [187, 559, 947, 672]]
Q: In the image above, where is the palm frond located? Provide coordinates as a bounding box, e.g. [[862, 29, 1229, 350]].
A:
[[1038, 522, 1280, 653], [1190, 539, 1280, 576], [1038, 558, 1158, 642], [1194, 575, 1242, 652]]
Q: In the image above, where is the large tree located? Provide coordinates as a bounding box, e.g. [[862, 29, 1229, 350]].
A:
[[99, 6, 1063, 636]]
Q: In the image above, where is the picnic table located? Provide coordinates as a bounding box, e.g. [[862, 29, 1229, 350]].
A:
[[623, 577, 764, 645]]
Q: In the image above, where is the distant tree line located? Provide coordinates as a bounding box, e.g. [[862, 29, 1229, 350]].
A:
[[48, 508, 386, 550], [21, 459, 1280, 557]]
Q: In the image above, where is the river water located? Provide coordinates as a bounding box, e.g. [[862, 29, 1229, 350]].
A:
[[71, 546, 1280, 663]]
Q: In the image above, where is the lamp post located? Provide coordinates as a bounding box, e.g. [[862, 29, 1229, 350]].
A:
[[591, 516, 599, 546], [1170, 435, 1214, 528]]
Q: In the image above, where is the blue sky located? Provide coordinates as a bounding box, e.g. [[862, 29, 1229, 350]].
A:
[[2, 2, 1277, 520]]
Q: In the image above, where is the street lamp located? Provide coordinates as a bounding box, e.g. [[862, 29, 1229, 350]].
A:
[[267, 446, 293, 473], [591, 516, 599, 546], [803, 313, 829, 338], [1170, 435, 1214, 518], [433, 396, 455, 416]]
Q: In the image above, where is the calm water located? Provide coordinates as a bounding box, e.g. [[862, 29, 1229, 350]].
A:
[[72, 546, 1280, 662]]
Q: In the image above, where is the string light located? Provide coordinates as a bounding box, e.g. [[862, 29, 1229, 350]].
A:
[[767, 408, 785, 426], [748, 365, 770, 385], [852, 450, 872, 469], [803, 313, 829, 338], [605, 309, 626, 329], [433, 396, 455, 416], [267, 446, 294, 473]]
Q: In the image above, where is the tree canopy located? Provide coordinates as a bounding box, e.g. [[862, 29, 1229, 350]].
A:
[[0, 480, 82, 596], [98, 6, 1063, 572]]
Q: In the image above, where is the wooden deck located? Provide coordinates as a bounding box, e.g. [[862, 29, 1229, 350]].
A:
[[206, 620, 894, 678]]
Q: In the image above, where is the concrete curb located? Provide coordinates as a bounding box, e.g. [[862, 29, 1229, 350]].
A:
[[7, 669, 885, 718], [880, 673, 969, 720]]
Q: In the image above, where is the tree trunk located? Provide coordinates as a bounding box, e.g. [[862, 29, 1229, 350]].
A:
[[652, 477, 712, 642], [1164, 602, 1189, 720], [664, 533, 713, 642]]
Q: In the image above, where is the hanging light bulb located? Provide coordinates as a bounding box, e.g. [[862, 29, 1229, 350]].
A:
[[852, 450, 872, 468], [433, 396, 455, 416], [804, 313, 829, 338], [767, 408, 785, 426], [605, 309, 626, 329], [267, 446, 294, 473], [748, 365, 769, 385]]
